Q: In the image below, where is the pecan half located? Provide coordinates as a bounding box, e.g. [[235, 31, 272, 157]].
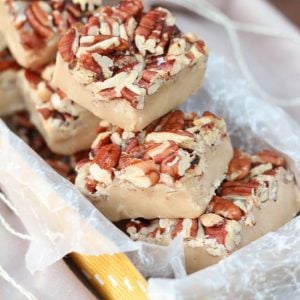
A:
[[135, 7, 176, 56], [208, 196, 243, 221], [58, 28, 77, 63], [93, 144, 121, 170], [26, 5, 53, 38], [158, 110, 185, 131], [228, 149, 251, 181], [255, 150, 286, 167], [219, 181, 259, 197]]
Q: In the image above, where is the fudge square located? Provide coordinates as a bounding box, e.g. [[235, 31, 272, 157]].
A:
[[19, 65, 100, 155], [53, 0, 208, 131], [0, 0, 101, 70], [75, 110, 233, 221]]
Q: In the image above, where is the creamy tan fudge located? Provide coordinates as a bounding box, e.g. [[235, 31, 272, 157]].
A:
[[18, 65, 100, 155], [53, 0, 208, 131], [75, 110, 233, 221], [126, 149, 300, 274], [0, 0, 101, 70], [8, 111, 89, 181], [0, 45, 24, 116]]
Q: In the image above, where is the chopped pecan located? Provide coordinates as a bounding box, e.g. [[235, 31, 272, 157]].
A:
[[208, 196, 243, 221], [158, 110, 185, 131], [228, 149, 252, 181], [37, 108, 53, 120], [120, 86, 140, 107], [126, 218, 150, 232], [26, 5, 53, 38], [255, 150, 286, 167], [143, 140, 179, 164], [171, 219, 183, 238], [31, 2, 52, 28], [147, 227, 165, 238], [78, 53, 102, 75], [58, 28, 77, 63], [219, 181, 259, 197], [20, 31, 46, 50], [85, 178, 98, 193], [190, 219, 199, 237], [160, 153, 179, 178], [204, 223, 227, 245], [93, 144, 121, 170], [125, 137, 140, 153], [135, 8, 175, 56], [24, 70, 42, 88]]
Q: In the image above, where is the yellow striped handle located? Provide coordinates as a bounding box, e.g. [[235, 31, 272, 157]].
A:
[[70, 253, 148, 300]]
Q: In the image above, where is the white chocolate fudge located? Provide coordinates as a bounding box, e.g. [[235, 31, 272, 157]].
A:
[[126, 150, 300, 274], [18, 65, 100, 155], [0, 0, 101, 70], [75, 111, 233, 221], [53, 0, 208, 131], [0, 47, 24, 116]]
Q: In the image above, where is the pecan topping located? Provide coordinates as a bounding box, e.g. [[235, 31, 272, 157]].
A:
[[219, 181, 259, 197], [26, 4, 53, 38], [24, 70, 42, 88], [93, 144, 121, 171], [57, 0, 207, 109], [255, 150, 286, 167], [208, 196, 243, 221], [158, 110, 185, 131], [58, 28, 77, 63], [37, 108, 53, 120], [171, 219, 183, 238], [204, 224, 227, 245], [135, 7, 176, 56], [228, 149, 251, 181], [20, 31, 46, 50]]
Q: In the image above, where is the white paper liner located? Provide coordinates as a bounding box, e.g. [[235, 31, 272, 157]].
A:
[[0, 54, 299, 298]]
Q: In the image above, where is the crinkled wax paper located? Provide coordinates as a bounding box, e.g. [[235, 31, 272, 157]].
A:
[[0, 54, 300, 299]]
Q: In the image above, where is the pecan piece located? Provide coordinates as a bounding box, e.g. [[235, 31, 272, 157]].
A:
[[160, 153, 179, 178], [143, 140, 179, 164], [158, 110, 185, 131], [58, 28, 77, 63], [85, 178, 98, 193], [255, 150, 286, 167], [219, 181, 259, 197], [24, 70, 42, 88], [93, 144, 121, 170], [20, 31, 45, 50], [228, 149, 252, 181], [37, 108, 53, 120], [204, 224, 227, 245], [208, 196, 243, 221], [135, 7, 175, 56], [26, 5, 53, 38], [171, 219, 183, 239]]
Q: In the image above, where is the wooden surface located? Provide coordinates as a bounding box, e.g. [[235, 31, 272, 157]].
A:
[[269, 0, 300, 27]]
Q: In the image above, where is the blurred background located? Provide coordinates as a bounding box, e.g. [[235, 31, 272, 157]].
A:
[[269, 0, 300, 27]]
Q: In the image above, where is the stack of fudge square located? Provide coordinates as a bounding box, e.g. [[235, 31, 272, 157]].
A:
[[0, 0, 299, 274]]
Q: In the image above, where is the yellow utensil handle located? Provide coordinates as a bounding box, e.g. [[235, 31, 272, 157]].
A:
[[71, 253, 148, 300]]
